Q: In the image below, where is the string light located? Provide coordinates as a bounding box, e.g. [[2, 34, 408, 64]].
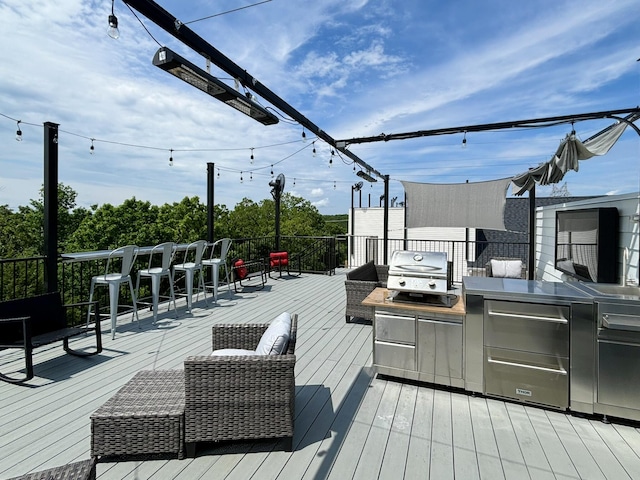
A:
[[333, 181, 336, 190], [217, 168, 220, 179], [270, 165, 274, 177], [462, 131, 467, 149], [240, 171, 244, 183], [293, 178, 296, 187], [107, 0, 120, 39], [250, 147, 254, 163], [90, 138, 95, 155], [312, 141, 316, 157], [329, 149, 334, 168], [169, 149, 173, 166], [250, 172, 253, 181], [302, 127, 307, 142], [15, 120, 22, 141]]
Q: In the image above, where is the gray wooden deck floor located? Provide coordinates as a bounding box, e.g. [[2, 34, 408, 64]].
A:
[[2, 270, 640, 479]]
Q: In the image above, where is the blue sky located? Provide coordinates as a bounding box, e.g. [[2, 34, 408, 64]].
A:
[[1, 0, 638, 215]]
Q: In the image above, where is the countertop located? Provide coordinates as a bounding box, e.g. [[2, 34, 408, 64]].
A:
[[362, 287, 466, 315], [462, 276, 592, 304]]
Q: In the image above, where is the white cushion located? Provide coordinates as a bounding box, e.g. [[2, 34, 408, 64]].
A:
[[491, 259, 523, 278], [255, 313, 292, 355], [211, 348, 257, 356]]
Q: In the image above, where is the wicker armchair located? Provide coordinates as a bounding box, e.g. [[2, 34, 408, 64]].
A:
[[345, 262, 388, 323], [183, 314, 297, 456]]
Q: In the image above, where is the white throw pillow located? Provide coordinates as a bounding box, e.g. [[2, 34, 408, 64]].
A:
[[211, 348, 256, 356], [255, 313, 292, 355], [504, 260, 523, 278], [491, 259, 522, 278]]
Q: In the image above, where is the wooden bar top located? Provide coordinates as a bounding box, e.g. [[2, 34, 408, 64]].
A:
[[362, 287, 466, 315]]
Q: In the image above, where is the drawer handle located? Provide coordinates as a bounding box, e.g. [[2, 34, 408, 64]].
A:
[[487, 357, 567, 375], [488, 310, 568, 324]]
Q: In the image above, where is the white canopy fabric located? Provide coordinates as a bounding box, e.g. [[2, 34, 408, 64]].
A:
[[512, 115, 638, 196], [401, 177, 512, 230]]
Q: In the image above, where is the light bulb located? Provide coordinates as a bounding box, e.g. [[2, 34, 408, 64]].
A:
[[270, 165, 274, 177], [15, 121, 22, 142], [240, 172, 244, 183], [250, 148, 254, 163], [169, 149, 173, 166], [462, 132, 467, 149], [302, 128, 307, 142], [90, 139, 95, 155], [217, 169, 220, 179], [108, 14, 120, 39]]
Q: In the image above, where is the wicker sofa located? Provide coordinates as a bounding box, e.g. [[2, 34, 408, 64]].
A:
[[90, 314, 297, 461], [345, 261, 388, 323]]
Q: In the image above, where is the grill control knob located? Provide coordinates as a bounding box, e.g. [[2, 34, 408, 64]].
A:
[[399, 279, 406, 286], [428, 280, 436, 288]]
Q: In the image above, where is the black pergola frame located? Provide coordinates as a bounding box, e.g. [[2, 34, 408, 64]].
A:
[[40, 1, 640, 283]]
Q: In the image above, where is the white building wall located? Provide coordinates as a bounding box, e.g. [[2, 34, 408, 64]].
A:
[[536, 193, 640, 284]]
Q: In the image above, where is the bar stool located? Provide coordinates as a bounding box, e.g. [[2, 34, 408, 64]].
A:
[[87, 245, 139, 339], [135, 242, 178, 323], [202, 238, 232, 302], [172, 240, 208, 313]]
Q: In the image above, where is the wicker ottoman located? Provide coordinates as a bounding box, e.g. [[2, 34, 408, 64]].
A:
[[91, 370, 185, 460], [6, 458, 96, 480]]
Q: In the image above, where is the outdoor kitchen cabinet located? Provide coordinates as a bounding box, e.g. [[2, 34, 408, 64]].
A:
[[364, 288, 466, 388]]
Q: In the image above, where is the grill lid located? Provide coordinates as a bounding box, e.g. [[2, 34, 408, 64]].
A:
[[388, 250, 448, 278]]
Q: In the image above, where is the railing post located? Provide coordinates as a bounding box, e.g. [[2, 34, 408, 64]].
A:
[[44, 122, 59, 294]]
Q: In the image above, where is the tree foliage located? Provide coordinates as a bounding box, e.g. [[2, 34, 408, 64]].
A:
[[1, 185, 345, 258]]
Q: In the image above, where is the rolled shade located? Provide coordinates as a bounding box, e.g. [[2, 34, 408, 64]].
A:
[[512, 114, 638, 196]]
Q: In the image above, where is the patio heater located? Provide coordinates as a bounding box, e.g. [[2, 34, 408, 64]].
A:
[[270, 173, 285, 251]]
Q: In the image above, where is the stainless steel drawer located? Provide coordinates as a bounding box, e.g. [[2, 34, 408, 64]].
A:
[[374, 341, 415, 371], [484, 300, 569, 356], [417, 318, 463, 379], [484, 347, 568, 409], [375, 312, 415, 345]]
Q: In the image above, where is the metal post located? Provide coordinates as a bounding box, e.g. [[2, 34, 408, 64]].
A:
[[528, 185, 536, 280], [383, 175, 390, 265], [207, 162, 214, 243], [43, 122, 59, 293]]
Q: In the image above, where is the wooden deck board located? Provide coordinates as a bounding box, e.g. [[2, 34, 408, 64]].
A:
[[2, 270, 640, 479]]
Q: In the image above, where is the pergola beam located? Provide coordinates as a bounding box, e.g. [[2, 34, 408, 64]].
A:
[[122, 0, 384, 180], [336, 107, 640, 145]]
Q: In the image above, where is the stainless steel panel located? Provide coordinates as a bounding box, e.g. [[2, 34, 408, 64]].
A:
[[569, 301, 595, 414], [418, 317, 463, 380], [375, 312, 415, 345], [597, 337, 640, 412], [387, 276, 448, 294], [464, 293, 484, 393], [484, 347, 568, 409], [374, 341, 415, 371], [484, 300, 569, 356]]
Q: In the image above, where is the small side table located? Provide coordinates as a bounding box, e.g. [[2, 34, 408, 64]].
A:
[[91, 370, 185, 460]]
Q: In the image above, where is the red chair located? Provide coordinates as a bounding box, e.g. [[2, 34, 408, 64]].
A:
[[269, 252, 289, 278]]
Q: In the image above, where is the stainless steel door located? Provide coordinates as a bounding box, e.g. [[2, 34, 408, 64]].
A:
[[418, 317, 463, 380], [484, 346, 569, 409], [597, 323, 640, 414], [485, 300, 569, 356]]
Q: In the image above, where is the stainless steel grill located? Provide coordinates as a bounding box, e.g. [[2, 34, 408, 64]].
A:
[[386, 251, 457, 306]]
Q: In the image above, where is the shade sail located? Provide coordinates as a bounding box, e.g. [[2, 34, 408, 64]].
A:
[[401, 177, 512, 230], [512, 114, 639, 196]]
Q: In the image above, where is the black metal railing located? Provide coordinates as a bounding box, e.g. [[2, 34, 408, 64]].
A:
[[348, 235, 529, 284], [0, 256, 47, 301], [1, 235, 530, 304]]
